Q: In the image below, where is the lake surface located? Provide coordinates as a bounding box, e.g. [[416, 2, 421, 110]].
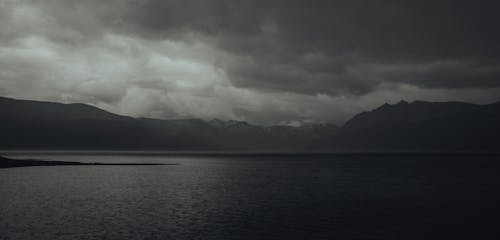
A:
[[1, 153, 499, 239]]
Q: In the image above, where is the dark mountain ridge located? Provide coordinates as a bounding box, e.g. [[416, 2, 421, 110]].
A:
[[334, 100, 500, 151], [0, 97, 338, 150], [0, 96, 128, 121], [1, 96, 499, 151]]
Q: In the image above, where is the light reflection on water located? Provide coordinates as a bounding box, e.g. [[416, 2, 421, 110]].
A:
[[1, 154, 500, 239]]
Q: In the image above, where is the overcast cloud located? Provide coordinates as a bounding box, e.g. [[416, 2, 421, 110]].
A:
[[1, 0, 500, 125]]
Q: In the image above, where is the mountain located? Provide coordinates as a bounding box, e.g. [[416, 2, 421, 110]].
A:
[[332, 100, 500, 151], [1, 96, 499, 151], [0, 96, 128, 121], [0, 97, 338, 151]]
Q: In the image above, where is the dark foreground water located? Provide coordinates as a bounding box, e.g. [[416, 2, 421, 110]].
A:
[[1, 153, 499, 240]]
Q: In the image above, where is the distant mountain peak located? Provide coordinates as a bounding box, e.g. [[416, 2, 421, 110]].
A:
[[208, 118, 251, 128], [379, 100, 409, 109], [397, 100, 409, 105]]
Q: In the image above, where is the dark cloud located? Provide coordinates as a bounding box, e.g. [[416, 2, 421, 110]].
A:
[[369, 60, 500, 89], [82, 0, 500, 94], [216, 0, 500, 94], [1, 0, 500, 124]]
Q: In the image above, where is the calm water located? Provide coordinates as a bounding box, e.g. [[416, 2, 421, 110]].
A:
[[1, 154, 499, 240]]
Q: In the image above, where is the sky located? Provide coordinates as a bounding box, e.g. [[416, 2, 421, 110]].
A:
[[1, 0, 500, 125]]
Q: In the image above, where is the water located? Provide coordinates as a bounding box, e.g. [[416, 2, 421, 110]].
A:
[[1, 153, 499, 239]]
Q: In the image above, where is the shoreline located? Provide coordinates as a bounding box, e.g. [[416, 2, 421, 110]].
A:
[[0, 156, 173, 169], [1, 150, 500, 157]]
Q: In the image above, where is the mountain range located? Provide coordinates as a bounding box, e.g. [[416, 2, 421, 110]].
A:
[[1, 96, 499, 151]]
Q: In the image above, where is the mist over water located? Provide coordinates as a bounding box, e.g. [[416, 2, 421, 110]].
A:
[[1, 154, 500, 239]]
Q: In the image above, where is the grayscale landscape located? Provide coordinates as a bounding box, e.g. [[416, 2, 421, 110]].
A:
[[1, 1, 500, 239]]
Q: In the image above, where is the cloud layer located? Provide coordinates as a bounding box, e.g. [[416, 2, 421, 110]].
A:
[[1, 0, 500, 125]]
